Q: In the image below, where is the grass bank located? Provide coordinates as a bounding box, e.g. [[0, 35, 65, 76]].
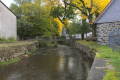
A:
[[0, 41, 34, 48], [77, 40, 120, 80], [0, 36, 17, 44]]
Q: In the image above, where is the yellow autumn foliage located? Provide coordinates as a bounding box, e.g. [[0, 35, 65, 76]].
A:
[[63, 18, 70, 28], [71, 0, 110, 20], [51, 18, 63, 36], [93, 0, 110, 13]]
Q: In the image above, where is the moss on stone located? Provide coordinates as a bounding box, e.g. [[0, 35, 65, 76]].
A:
[[0, 57, 20, 66]]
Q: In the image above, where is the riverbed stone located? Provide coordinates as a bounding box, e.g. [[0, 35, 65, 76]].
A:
[[1, 57, 5, 61], [13, 55, 18, 58], [22, 54, 28, 58]]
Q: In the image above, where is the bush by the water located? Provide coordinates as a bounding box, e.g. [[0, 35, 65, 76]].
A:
[[58, 41, 69, 46], [39, 41, 54, 47], [60, 35, 66, 39]]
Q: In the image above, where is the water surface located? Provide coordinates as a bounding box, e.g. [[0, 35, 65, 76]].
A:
[[0, 45, 93, 80]]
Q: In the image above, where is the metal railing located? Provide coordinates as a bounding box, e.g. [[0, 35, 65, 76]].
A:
[[109, 30, 120, 53]]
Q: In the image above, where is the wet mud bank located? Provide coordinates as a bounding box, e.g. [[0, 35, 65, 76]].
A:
[[0, 42, 39, 62]]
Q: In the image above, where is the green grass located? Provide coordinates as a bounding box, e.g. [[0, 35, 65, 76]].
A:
[[26, 52, 32, 55], [0, 41, 33, 48], [103, 70, 119, 80], [0, 36, 17, 44], [0, 57, 20, 66], [25, 48, 38, 55], [77, 40, 120, 80]]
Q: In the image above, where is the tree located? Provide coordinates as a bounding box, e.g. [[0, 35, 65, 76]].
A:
[[68, 19, 91, 40], [80, 19, 91, 40], [10, 0, 56, 39], [63, 0, 110, 37], [50, 17, 63, 36], [49, 0, 76, 33]]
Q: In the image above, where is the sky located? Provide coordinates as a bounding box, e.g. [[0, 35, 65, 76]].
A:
[[1, 0, 14, 7]]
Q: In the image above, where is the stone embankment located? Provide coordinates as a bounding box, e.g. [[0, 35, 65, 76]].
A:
[[0, 41, 39, 62], [74, 42, 95, 59]]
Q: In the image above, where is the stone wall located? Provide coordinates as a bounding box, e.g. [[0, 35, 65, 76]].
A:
[[74, 42, 95, 59], [97, 22, 120, 45], [0, 42, 39, 61]]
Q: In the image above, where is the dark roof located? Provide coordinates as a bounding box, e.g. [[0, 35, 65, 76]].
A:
[[94, 0, 114, 23], [0, 0, 16, 17]]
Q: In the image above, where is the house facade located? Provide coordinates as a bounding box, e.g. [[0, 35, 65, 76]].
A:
[[94, 0, 120, 45], [0, 1, 17, 39]]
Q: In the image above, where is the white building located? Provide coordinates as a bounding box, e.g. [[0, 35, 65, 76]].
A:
[[0, 1, 17, 39]]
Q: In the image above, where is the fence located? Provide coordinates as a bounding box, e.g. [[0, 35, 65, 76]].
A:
[[36, 36, 76, 47], [109, 30, 120, 53]]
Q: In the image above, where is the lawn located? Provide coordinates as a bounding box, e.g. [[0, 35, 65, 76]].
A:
[[77, 40, 120, 80], [0, 41, 35, 48]]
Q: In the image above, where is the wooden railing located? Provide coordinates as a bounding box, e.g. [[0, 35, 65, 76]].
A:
[[36, 36, 76, 47]]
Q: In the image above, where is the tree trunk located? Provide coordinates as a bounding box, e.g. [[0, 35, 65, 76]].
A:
[[91, 25, 95, 37], [81, 34, 84, 40], [94, 24, 97, 37], [91, 24, 97, 37]]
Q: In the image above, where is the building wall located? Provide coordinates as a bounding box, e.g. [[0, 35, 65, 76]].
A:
[[0, 2, 17, 39], [97, 22, 120, 45], [96, 0, 120, 23]]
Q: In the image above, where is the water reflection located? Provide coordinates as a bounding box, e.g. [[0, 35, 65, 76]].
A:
[[68, 57, 74, 69], [0, 46, 93, 80]]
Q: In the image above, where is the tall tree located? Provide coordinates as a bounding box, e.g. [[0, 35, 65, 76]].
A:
[[63, 0, 110, 37], [68, 19, 91, 39], [10, 0, 56, 39], [49, 0, 76, 33]]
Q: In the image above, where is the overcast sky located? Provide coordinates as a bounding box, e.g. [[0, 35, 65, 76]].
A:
[[1, 0, 14, 7]]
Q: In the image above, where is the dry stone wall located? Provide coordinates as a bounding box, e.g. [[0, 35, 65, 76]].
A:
[[97, 22, 120, 45], [0, 42, 39, 61], [74, 42, 95, 59]]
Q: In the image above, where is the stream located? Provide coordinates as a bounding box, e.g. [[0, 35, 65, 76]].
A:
[[0, 45, 93, 80]]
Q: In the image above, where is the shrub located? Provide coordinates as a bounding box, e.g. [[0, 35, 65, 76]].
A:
[[60, 35, 66, 39], [39, 41, 48, 47], [0, 36, 17, 44]]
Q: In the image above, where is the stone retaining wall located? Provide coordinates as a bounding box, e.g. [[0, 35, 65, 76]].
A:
[[74, 42, 95, 59], [0, 42, 39, 61]]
